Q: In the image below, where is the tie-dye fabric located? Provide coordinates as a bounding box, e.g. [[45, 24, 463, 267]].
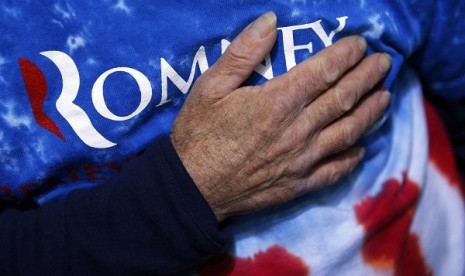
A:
[[1, 1, 464, 275]]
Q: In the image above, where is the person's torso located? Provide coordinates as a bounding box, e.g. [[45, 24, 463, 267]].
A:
[[1, 2, 464, 274]]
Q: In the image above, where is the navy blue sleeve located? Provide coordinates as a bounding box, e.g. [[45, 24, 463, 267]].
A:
[[0, 135, 230, 275]]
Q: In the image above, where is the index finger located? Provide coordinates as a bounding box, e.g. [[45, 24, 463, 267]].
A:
[[262, 36, 367, 111]]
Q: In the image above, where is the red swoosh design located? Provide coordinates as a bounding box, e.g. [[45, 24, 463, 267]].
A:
[[201, 245, 310, 276], [18, 58, 65, 140], [354, 173, 432, 275]]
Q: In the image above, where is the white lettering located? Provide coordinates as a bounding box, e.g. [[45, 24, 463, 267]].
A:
[[38, 17, 349, 149], [41, 51, 116, 148], [279, 16, 348, 70], [92, 67, 152, 121], [158, 46, 209, 106]]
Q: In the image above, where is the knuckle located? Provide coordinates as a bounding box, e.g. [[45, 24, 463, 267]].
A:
[[341, 120, 358, 147], [334, 86, 354, 112], [286, 155, 306, 175], [297, 57, 335, 91], [325, 165, 344, 185], [262, 78, 299, 118], [289, 182, 306, 197], [280, 185, 300, 202], [268, 95, 295, 122], [269, 101, 290, 122], [342, 37, 364, 64], [319, 58, 339, 86], [224, 42, 254, 72]]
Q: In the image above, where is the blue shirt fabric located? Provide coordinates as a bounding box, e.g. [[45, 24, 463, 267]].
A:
[[1, 0, 465, 275], [0, 0, 463, 203]]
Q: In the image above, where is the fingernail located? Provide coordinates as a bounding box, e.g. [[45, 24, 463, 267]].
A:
[[358, 36, 367, 52], [247, 11, 277, 39], [336, 87, 354, 111], [379, 91, 391, 107], [323, 59, 340, 83], [378, 53, 392, 73]]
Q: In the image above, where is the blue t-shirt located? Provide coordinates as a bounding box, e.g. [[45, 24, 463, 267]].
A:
[[1, 1, 465, 275]]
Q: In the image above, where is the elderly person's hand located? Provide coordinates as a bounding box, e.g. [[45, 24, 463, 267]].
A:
[[171, 12, 391, 222]]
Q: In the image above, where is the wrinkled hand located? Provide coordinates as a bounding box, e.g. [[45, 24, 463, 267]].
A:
[[171, 12, 391, 222]]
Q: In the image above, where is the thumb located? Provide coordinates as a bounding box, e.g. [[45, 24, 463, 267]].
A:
[[204, 11, 277, 96]]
